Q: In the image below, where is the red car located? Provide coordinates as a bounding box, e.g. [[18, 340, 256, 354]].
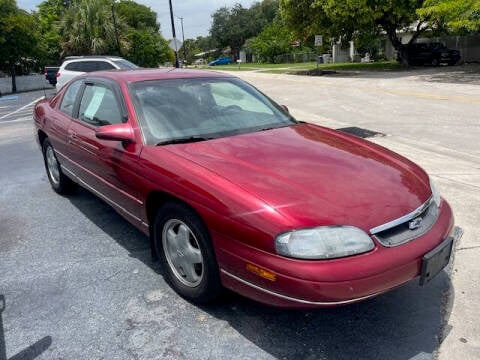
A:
[[34, 69, 461, 308]]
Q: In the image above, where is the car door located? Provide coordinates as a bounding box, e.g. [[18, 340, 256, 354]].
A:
[[47, 79, 83, 166], [66, 79, 144, 224]]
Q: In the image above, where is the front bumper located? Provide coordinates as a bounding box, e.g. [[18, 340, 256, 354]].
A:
[[217, 200, 459, 308]]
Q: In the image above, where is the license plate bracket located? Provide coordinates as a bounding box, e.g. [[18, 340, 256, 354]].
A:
[[419, 236, 454, 286]]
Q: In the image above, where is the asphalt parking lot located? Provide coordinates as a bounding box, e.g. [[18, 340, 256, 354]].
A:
[[1, 66, 479, 359]]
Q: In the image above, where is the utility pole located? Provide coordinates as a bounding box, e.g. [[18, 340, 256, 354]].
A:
[[111, 1, 121, 56], [180, 17, 186, 66], [174, 15, 187, 66], [168, 0, 179, 68]]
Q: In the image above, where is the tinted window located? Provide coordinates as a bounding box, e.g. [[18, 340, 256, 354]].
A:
[[95, 61, 115, 71], [112, 59, 138, 69], [65, 61, 115, 72], [78, 84, 123, 126], [65, 62, 81, 71], [59, 80, 83, 117]]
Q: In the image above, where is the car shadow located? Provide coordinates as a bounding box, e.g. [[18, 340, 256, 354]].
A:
[[66, 188, 161, 274], [202, 273, 454, 360], [0, 295, 52, 360], [67, 188, 455, 360]]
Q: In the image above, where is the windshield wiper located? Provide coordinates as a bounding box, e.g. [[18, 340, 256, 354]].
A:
[[156, 136, 212, 146], [258, 124, 291, 132]]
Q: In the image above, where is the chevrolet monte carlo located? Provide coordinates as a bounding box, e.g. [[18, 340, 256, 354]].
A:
[[34, 69, 462, 308]]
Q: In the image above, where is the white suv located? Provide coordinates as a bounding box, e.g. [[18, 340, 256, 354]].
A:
[[55, 56, 138, 91]]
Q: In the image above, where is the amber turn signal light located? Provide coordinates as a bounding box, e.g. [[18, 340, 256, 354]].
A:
[[246, 263, 276, 281]]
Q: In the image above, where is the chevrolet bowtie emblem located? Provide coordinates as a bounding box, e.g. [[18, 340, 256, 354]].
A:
[[409, 217, 423, 230]]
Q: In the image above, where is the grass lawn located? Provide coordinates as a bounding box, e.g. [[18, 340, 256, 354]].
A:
[[198, 61, 401, 73]]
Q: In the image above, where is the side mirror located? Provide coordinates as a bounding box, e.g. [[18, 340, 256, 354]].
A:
[[96, 123, 135, 143], [281, 105, 289, 113]]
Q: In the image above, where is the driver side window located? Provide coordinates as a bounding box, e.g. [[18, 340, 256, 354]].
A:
[[59, 80, 82, 117], [78, 84, 123, 126]]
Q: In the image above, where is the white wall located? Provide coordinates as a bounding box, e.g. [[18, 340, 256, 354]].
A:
[[332, 44, 350, 63], [0, 75, 53, 95]]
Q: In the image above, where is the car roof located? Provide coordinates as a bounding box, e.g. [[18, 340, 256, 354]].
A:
[[83, 68, 234, 83], [64, 56, 123, 61]]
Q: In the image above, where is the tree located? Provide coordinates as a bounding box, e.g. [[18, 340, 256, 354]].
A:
[[0, 0, 38, 92], [116, 0, 159, 32], [177, 36, 217, 64], [418, 0, 480, 34], [57, 0, 172, 66], [178, 38, 201, 64], [125, 28, 172, 67], [250, 19, 294, 62], [60, 0, 122, 56], [280, 0, 427, 65], [116, 0, 172, 66], [195, 35, 216, 52], [35, 0, 66, 66], [210, 1, 280, 59]]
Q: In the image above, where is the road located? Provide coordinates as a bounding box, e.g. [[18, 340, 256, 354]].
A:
[[0, 66, 479, 360]]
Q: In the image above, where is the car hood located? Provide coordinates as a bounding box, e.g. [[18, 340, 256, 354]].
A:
[[165, 124, 431, 232]]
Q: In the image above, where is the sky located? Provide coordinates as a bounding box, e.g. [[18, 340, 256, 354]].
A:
[[17, 0, 258, 40]]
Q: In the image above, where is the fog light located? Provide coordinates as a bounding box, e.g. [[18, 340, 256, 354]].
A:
[[246, 263, 276, 281]]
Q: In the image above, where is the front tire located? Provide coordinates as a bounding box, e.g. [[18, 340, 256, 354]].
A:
[[42, 139, 76, 194], [154, 202, 222, 303]]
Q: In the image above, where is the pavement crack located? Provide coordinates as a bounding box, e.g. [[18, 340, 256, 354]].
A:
[[456, 245, 480, 251], [434, 175, 480, 190]]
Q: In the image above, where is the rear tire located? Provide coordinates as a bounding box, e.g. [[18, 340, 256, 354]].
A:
[[154, 202, 222, 303], [42, 139, 77, 195]]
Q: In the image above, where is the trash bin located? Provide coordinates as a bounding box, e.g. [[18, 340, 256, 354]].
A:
[[317, 56, 324, 64]]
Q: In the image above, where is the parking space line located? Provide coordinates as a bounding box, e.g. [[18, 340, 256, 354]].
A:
[[0, 96, 43, 121], [0, 116, 33, 124], [0, 95, 18, 101]]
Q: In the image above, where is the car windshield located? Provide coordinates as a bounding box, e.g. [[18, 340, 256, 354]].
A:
[[112, 59, 138, 69], [131, 77, 297, 145]]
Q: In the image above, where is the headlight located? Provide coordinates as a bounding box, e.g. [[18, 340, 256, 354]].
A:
[[429, 177, 441, 207], [275, 226, 375, 260]]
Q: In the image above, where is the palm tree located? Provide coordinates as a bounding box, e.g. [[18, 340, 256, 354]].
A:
[[60, 0, 124, 56]]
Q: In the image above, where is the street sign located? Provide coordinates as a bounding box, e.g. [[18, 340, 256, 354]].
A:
[[169, 38, 183, 51], [314, 35, 323, 47]]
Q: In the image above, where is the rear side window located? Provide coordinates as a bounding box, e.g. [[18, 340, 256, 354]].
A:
[[95, 61, 116, 71], [64, 62, 81, 71], [78, 84, 124, 126], [59, 80, 83, 117]]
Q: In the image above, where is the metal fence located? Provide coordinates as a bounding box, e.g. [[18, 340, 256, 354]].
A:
[[273, 52, 318, 64]]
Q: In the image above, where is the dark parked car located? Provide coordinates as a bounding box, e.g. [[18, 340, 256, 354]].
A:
[[44, 66, 59, 85], [34, 69, 461, 308], [400, 42, 461, 66], [208, 57, 232, 66]]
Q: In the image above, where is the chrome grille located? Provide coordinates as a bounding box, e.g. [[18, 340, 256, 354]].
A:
[[371, 199, 439, 247]]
